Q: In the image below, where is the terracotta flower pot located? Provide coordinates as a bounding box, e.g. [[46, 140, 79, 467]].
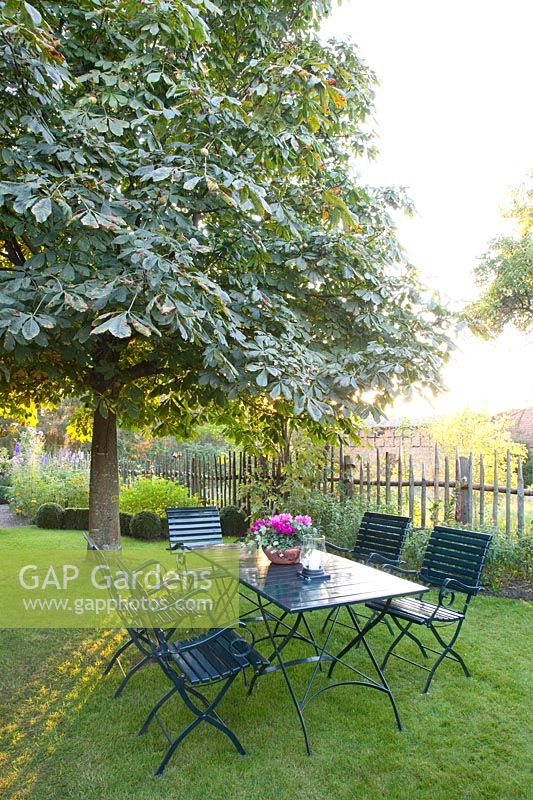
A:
[[262, 546, 301, 565]]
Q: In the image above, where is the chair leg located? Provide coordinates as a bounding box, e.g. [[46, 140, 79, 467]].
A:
[[402, 623, 429, 659], [138, 685, 178, 735], [155, 675, 245, 775], [103, 637, 134, 675], [380, 620, 413, 671], [114, 655, 151, 699], [422, 621, 467, 694], [155, 718, 202, 776]]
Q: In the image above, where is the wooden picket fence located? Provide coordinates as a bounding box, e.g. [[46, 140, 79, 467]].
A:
[[119, 445, 532, 538], [337, 447, 532, 538], [119, 451, 284, 514]]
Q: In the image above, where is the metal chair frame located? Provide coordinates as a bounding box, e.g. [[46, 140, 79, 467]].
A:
[[88, 539, 266, 774], [321, 511, 411, 635], [365, 526, 493, 693], [166, 505, 222, 551]]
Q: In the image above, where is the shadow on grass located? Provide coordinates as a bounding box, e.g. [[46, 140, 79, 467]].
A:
[[0, 629, 122, 798]]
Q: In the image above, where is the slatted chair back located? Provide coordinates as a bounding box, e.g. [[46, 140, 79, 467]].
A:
[[166, 505, 222, 550], [353, 511, 411, 564], [419, 526, 492, 595]]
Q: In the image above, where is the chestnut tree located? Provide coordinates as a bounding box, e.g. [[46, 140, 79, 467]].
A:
[[0, 0, 451, 547]]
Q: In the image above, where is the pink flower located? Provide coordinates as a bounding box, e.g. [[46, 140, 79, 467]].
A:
[[295, 515, 313, 526], [269, 514, 295, 534], [251, 518, 267, 532]]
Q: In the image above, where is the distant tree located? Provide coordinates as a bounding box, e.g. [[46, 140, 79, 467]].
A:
[[426, 409, 527, 482], [468, 176, 533, 335], [0, 1, 451, 547]]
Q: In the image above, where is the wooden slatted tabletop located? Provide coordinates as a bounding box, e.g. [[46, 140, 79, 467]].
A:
[[238, 549, 428, 613]]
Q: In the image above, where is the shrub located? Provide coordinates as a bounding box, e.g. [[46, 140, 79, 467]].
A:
[[11, 462, 89, 517], [119, 477, 200, 517], [120, 512, 132, 536], [369, 522, 533, 590], [287, 493, 364, 550], [35, 503, 65, 529], [220, 505, 248, 537], [63, 508, 90, 531], [129, 511, 162, 540], [0, 482, 12, 504], [483, 533, 533, 589]]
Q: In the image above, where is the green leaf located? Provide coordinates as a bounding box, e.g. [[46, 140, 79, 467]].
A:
[[183, 176, 202, 191], [64, 293, 89, 312], [23, 2, 42, 26], [203, 0, 222, 14], [22, 317, 40, 340], [306, 399, 323, 422], [31, 197, 52, 223], [256, 369, 269, 388], [91, 314, 132, 338], [131, 316, 154, 337], [108, 118, 127, 136], [146, 167, 173, 182], [80, 211, 99, 228]]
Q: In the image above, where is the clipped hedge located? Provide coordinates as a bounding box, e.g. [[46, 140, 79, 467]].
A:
[[120, 512, 133, 536], [63, 507, 90, 531], [57, 508, 132, 535], [35, 503, 64, 529], [129, 511, 162, 540], [220, 505, 248, 537]]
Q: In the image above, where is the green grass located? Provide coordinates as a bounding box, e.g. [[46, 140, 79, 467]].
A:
[[0, 527, 531, 800]]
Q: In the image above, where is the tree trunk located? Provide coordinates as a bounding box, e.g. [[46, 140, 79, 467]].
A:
[[88, 406, 121, 550]]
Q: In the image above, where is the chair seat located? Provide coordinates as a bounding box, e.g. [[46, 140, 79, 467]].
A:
[[367, 596, 465, 625], [169, 629, 268, 685]]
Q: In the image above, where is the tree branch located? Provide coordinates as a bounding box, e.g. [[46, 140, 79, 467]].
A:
[[124, 360, 161, 382], [1, 235, 25, 266]]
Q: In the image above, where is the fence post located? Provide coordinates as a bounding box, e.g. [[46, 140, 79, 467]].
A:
[[341, 455, 354, 499], [455, 455, 470, 524], [385, 451, 391, 506], [433, 445, 440, 525], [444, 455, 450, 521], [517, 457, 525, 537], [467, 452, 473, 525], [408, 454, 415, 521], [421, 462, 427, 529], [505, 450, 511, 539], [492, 451, 499, 530], [376, 449, 381, 508], [479, 454, 485, 527], [397, 446, 403, 514]]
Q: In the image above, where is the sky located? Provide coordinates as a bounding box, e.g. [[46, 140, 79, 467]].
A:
[[321, 0, 533, 420]]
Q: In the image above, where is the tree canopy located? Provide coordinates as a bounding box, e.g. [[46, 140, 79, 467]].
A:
[[0, 0, 452, 545], [468, 176, 533, 336]]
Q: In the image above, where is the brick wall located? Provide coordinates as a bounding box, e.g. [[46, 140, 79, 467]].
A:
[[504, 408, 533, 452]]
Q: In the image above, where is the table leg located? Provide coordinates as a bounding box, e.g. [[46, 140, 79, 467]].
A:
[[254, 597, 312, 755], [330, 603, 403, 731]]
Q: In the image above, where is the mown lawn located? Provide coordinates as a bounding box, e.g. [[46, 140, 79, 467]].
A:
[[0, 527, 531, 800]]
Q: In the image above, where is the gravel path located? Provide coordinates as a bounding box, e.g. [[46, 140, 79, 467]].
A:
[[0, 504, 30, 528]]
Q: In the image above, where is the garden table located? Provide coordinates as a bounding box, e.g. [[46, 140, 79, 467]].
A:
[[237, 548, 428, 754]]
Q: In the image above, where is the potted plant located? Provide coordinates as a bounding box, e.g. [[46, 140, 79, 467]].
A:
[[247, 513, 317, 564]]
